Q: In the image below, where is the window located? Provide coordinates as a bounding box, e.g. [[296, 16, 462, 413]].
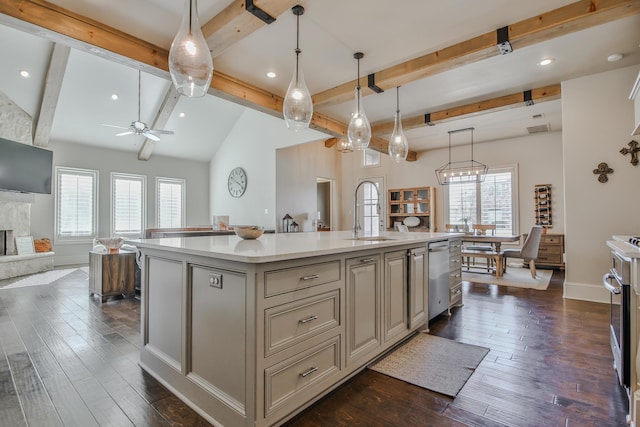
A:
[[112, 173, 146, 237], [55, 167, 98, 243], [156, 177, 185, 228], [362, 148, 380, 168], [445, 165, 518, 236]]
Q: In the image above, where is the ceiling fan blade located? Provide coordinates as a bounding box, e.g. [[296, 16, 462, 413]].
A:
[[148, 129, 174, 135], [102, 123, 129, 130], [116, 131, 134, 137], [143, 132, 160, 142]]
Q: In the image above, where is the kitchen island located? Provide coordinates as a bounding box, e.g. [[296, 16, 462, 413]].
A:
[[131, 230, 460, 427]]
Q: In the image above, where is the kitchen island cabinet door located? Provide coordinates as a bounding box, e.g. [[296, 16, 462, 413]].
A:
[[345, 254, 381, 366], [409, 246, 428, 329], [384, 250, 408, 342]]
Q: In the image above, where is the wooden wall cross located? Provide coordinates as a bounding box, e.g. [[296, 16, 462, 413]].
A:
[[620, 140, 639, 166], [593, 162, 614, 183]]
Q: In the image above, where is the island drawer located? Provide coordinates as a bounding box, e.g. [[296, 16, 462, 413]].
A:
[[450, 282, 462, 306], [264, 336, 340, 417], [264, 261, 341, 297], [264, 290, 340, 357]]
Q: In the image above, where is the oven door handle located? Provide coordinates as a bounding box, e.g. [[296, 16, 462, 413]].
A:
[[603, 273, 621, 295]]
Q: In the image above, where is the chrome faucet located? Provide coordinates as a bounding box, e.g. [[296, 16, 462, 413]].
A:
[[353, 180, 381, 239]]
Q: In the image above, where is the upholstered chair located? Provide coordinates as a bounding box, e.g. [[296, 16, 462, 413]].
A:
[[502, 226, 543, 278]]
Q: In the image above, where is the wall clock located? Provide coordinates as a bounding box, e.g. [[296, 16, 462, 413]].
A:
[[228, 167, 247, 198]]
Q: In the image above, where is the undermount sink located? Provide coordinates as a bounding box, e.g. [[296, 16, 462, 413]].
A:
[[348, 236, 395, 241]]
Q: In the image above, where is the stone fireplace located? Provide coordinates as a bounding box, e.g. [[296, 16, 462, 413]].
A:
[[0, 194, 54, 280]]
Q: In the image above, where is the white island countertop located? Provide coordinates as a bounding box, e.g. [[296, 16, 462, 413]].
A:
[[129, 230, 461, 263]]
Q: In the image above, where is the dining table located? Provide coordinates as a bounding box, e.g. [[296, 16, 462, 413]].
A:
[[460, 234, 520, 252]]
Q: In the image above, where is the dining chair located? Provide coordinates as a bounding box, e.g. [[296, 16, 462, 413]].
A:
[[502, 225, 543, 278], [465, 224, 496, 270]]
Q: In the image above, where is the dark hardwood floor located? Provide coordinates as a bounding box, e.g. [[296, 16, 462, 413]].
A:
[[0, 268, 627, 426]]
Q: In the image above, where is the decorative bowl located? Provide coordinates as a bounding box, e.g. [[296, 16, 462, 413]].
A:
[[234, 226, 264, 240], [96, 237, 125, 253]]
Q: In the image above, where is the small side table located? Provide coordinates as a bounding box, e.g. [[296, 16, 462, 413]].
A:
[[89, 250, 136, 302]]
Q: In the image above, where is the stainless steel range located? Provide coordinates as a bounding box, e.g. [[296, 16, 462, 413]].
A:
[[605, 236, 640, 425], [603, 250, 631, 389]]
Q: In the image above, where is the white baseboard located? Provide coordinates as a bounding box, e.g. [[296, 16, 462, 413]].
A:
[[563, 280, 609, 304]]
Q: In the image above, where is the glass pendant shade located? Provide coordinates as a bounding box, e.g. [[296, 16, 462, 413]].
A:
[[388, 111, 409, 163], [283, 59, 313, 131], [283, 5, 312, 131], [347, 86, 371, 150], [388, 87, 408, 163], [169, 0, 213, 98]]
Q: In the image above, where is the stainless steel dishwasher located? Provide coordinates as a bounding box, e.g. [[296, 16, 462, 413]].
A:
[[428, 240, 450, 320]]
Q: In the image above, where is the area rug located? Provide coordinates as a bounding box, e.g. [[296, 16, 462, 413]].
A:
[[368, 333, 489, 397], [462, 265, 552, 290], [0, 268, 85, 289]]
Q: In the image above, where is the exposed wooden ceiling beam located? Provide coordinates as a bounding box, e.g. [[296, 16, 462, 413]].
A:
[[313, 0, 640, 107], [202, 0, 298, 57], [0, 0, 346, 147], [138, 85, 181, 161], [33, 43, 69, 147], [371, 84, 562, 135], [324, 138, 338, 148]]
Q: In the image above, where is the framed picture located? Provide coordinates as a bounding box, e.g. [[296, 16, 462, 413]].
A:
[[15, 236, 35, 255]]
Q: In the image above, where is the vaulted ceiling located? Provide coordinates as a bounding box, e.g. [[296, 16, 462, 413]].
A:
[[1, 0, 639, 161]]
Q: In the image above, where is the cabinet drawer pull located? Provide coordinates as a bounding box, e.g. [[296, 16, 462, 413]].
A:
[[360, 258, 375, 263], [299, 366, 318, 378], [301, 274, 320, 281], [298, 315, 318, 324]]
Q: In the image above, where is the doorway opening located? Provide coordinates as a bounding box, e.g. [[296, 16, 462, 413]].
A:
[[316, 178, 333, 231]]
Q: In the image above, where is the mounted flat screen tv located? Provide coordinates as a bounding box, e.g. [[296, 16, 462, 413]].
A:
[[0, 137, 53, 194]]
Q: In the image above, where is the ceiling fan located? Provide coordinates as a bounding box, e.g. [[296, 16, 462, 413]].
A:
[[102, 70, 174, 142]]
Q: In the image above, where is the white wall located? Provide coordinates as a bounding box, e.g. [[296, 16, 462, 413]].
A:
[[31, 140, 210, 266], [209, 109, 326, 229], [338, 132, 564, 237], [562, 65, 640, 302], [276, 140, 342, 232]]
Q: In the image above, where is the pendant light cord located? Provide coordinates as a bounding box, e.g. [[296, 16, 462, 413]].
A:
[[356, 56, 361, 112], [294, 12, 301, 85], [137, 70, 141, 122], [396, 86, 400, 114], [188, 0, 193, 34], [470, 128, 474, 162]]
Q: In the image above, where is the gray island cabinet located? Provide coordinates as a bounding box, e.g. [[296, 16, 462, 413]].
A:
[[132, 231, 459, 427]]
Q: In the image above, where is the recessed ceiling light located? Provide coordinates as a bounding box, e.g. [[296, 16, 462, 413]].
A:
[[179, 112, 185, 118], [607, 53, 623, 62], [111, 93, 119, 100], [19, 70, 29, 78], [266, 71, 277, 79], [537, 58, 554, 66]]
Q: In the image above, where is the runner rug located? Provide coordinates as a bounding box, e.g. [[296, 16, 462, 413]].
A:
[[368, 333, 489, 397]]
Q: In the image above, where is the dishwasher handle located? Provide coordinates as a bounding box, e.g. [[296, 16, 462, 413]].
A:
[[428, 241, 449, 252]]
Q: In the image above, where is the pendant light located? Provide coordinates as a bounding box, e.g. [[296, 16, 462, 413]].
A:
[[388, 86, 409, 163], [283, 5, 313, 131], [435, 127, 488, 185], [169, 0, 213, 98], [347, 52, 371, 150], [337, 138, 353, 153]]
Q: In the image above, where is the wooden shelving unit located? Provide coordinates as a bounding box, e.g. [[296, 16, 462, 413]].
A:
[[534, 184, 552, 229], [387, 186, 435, 231]]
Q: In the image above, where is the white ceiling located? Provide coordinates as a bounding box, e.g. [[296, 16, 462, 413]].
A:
[[1, 0, 639, 160]]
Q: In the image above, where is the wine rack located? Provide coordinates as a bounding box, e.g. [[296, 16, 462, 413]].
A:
[[534, 184, 552, 228]]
